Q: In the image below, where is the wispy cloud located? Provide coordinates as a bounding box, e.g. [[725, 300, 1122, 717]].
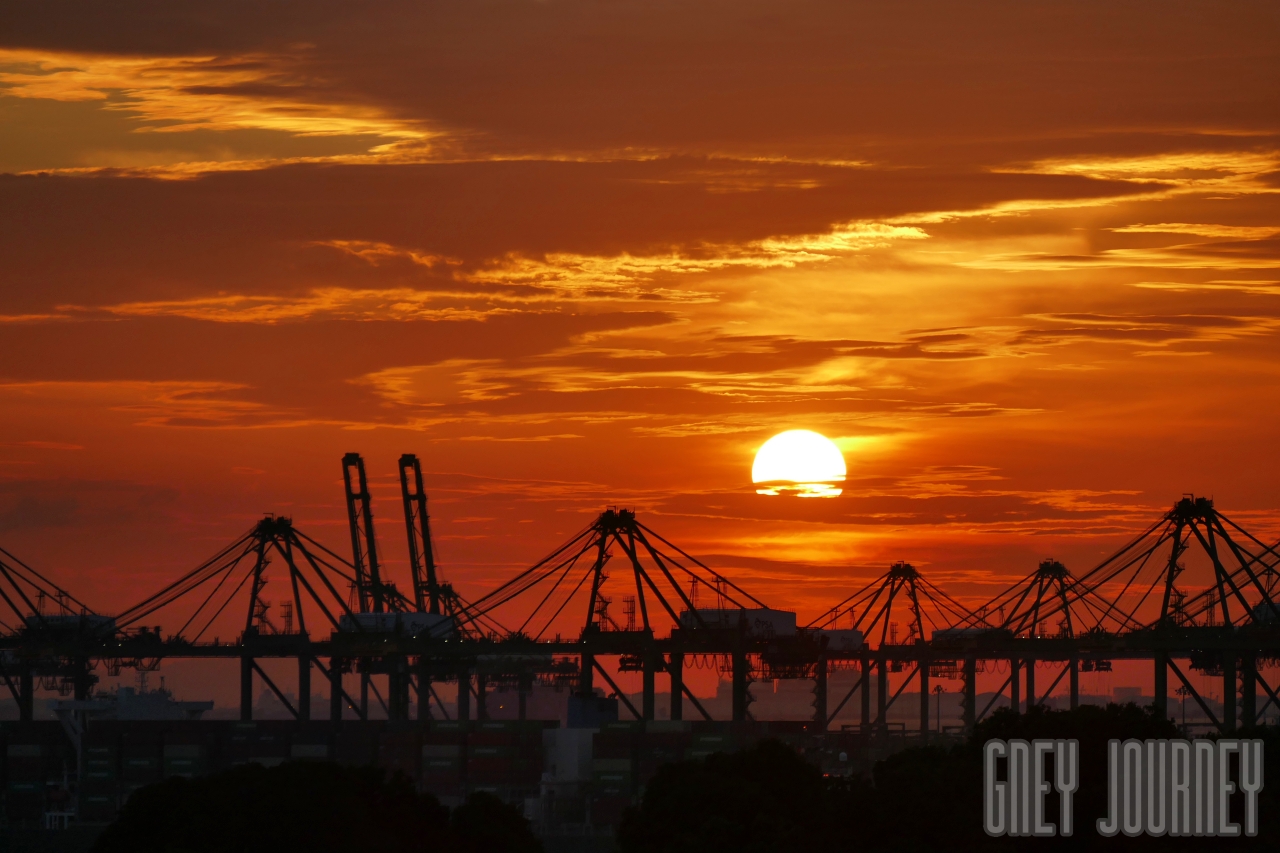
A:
[[1131, 279, 1280, 295], [0, 48, 429, 141], [1111, 223, 1280, 239], [1007, 151, 1280, 192]]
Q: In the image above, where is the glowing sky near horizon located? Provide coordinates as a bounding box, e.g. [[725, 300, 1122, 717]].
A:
[[1, 0, 1279, 648]]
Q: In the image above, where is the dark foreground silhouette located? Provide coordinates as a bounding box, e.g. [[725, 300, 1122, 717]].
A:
[[619, 704, 1280, 853], [92, 761, 541, 853]]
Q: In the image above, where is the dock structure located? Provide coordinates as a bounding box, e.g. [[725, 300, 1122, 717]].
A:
[[1, 460, 1278, 826]]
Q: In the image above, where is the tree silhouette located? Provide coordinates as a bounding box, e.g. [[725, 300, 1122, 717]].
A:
[[618, 706, 1280, 853], [92, 761, 540, 853], [619, 738, 861, 853]]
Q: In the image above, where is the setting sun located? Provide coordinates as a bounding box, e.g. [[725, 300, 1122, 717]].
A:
[[752, 429, 846, 497]]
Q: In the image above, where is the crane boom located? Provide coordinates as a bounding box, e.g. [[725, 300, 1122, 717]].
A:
[[342, 452, 384, 613], [398, 453, 440, 614]]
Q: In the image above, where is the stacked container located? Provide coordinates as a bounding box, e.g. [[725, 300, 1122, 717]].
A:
[[79, 728, 120, 822], [467, 720, 514, 795], [636, 720, 691, 786], [332, 723, 379, 767], [220, 722, 256, 768], [0, 718, 588, 824], [5, 737, 46, 822], [289, 722, 333, 762], [247, 721, 291, 768], [590, 721, 642, 824], [686, 723, 735, 760], [162, 726, 211, 780], [421, 720, 466, 797], [120, 729, 162, 801], [377, 723, 421, 784], [510, 720, 551, 790]]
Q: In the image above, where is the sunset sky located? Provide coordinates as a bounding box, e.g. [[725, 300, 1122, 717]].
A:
[[2, 0, 1279, 678]]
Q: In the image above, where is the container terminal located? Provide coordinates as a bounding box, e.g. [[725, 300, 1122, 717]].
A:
[[0, 454, 1277, 840]]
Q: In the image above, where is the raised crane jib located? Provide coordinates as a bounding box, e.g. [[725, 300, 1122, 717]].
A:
[[342, 452, 384, 613], [398, 453, 441, 614]]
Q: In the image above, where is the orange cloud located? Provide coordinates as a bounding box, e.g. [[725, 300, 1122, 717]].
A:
[[0, 1, 1278, 656], [0, 47, 432, 151]]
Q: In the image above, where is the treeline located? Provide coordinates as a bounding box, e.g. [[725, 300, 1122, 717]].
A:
[[618, 704, 1280, 853], [92, 706, 1280, 853], [92, 760, 541, 853]]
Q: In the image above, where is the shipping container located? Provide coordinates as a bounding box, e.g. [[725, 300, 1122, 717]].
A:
[[638, 742, 684, 764], [220, 722, 257, 767], [6, 742, 44, 792], [120, 731, 162, 787], [422, 755, 463, 773], [466, 742, 512, 760], [423, 732, 466, 749], [121, 782, 153, 804], [121, 756, 161, 784], [211, 720, 288, 765], [333, 725, 380, 766], [636, 757, 661, 785], [162, 743, 206, 778], [509, 756, 543, 788], [591, 775, 631, 796], [690, 720, 732, 734], [644, 720, 691, 734], [511, 740, 544, 762], [289, 721, 332, 762], [592, 730, 637, 759], [421, 771, 463, 797], [290, 743, 330, 760], [475, 720, 518, 733], [522, 719, 560, 730], [82, 732, 120, 786], [690, 731, 734, 750], [468, 729, 516, 747], [466, 782, 509, 799], [591, 757, 633, 798], [79, 795, 120, 822], [82, 759, 118, 784], [248, 721, 292, 765], [378, 730, 422, 780], [165, 725, 218, 778], [762, 720, 811, 735], [78, 780, 120, 822], [599, 720, 643, 733], [2, 723, 70, 819], [515, 720, 556, 749], [466, 755, 513, 783]]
